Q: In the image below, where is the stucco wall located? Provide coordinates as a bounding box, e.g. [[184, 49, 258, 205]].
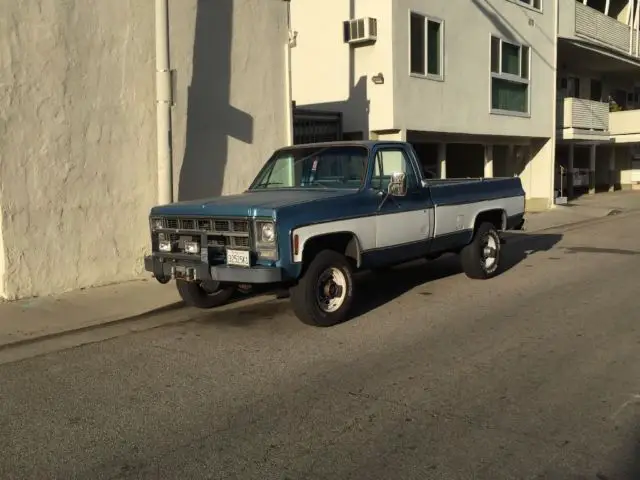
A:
[[0, 0, 288, 299]]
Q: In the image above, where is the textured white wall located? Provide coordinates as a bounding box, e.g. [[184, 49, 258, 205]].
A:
[[0, 0, 288, 299]]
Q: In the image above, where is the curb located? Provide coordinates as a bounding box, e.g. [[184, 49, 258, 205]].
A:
[[524, 207, 635, 234], [3, 207, 638, 351], [0, 301, 186, 352]]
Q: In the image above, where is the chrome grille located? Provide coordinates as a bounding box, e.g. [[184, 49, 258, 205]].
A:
[[153, 216, 251, 252]]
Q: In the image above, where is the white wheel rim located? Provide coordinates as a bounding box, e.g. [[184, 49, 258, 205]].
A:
[[316, 267, 348, 313], [482, 235, 498, 271]]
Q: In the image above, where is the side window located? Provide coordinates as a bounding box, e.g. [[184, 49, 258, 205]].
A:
[[372, 148, 419, 191]]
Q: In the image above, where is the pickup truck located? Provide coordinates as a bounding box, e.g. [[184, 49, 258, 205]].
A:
[[145, 140, 525, 326]]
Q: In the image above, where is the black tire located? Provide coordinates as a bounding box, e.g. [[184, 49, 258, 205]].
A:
[[460, 222, 502, 280], [176, 279, 236, 309], [289, 250, 355, 327]]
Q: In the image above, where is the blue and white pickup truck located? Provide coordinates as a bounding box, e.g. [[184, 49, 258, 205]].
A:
[[145, 140, 525, 326]]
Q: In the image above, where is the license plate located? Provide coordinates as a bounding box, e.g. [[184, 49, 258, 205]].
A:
[[226, 249, 250, 267]]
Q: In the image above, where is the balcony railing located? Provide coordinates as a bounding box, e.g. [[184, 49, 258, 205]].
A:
[[575, 2, 637, 56], [557, 97, 610, 132], [610, 109, 640, 137]]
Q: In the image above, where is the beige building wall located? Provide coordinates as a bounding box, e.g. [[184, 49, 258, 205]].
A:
[[0, 0, 289, 300], [290, 0, 395, 133], [392, 0, 556, 138], [292, 0, 557, 209]]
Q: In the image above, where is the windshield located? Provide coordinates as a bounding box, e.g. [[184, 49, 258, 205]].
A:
[[249, 145, 369, 190]]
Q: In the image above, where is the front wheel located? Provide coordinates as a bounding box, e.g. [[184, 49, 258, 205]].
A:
[[289, 250, 355, 327], [176, 279, 236, 309], [460, 222, 502, 279]]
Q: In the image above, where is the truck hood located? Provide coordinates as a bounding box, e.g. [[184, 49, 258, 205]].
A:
[[150, 189, 357, 218]]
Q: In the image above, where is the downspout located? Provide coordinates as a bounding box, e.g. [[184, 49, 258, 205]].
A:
[[155, 0, 173, 204], [551, 0, 559, 208], [629, 0, 634, 54], [632, 0, 640, 57], [284, 0, 295, 146]]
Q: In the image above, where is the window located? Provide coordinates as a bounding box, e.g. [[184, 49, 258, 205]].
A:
[[251, 146, 368, 190], [409, 12, 443, 78], [490, 36, 530, 114], [372, 148, 419, 192], [515, 0, 542, 10]]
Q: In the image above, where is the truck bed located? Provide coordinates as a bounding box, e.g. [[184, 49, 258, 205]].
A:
[[426, 177, 524, 207]]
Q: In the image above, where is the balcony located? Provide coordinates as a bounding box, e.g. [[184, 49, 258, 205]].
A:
[[609, 109, 640, 142], [556, 97, 610, 140], [558, 0, 640, 57]]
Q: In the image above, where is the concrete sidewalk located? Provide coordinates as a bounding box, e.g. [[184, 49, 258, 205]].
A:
[[1, 190, 639, 348], [0, 280, 183, 348]]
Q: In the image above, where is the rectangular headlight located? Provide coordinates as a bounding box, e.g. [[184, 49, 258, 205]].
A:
[[256, 221, 276, 244]]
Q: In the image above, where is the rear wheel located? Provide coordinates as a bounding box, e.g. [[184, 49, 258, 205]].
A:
[[290, 250, 355, 327], [176, 279, 236, 309], [460, 222, 501, 279]]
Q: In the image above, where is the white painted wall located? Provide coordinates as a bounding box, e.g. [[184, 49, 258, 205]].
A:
[[0, 0, 288, 299], [291, 0, 395, 133], [392, 0, 556, 137], [292, 0, 556, 138], [292, 0, 557, 208]]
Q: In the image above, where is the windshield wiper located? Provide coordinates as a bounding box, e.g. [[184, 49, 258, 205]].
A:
[[252, 181, 284, 189], [308, 181, 330, 189]]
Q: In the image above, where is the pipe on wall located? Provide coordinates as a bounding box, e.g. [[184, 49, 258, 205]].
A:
[[285, 0, 295, 146], [155, 0, 174, 205]]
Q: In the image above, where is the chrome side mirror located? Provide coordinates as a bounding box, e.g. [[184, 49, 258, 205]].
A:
[[388, 171, 407, 196]]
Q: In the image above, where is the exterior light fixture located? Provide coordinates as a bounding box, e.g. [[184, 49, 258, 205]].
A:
[[371, 73, 384, 85]]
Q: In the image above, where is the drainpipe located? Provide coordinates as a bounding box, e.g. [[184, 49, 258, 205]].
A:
[[629, 0, 635, 54], [155, 0, 173, 205], [284, 0, 295, 146], [633, 0, 640, 57]]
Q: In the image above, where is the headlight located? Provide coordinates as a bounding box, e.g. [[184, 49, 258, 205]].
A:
[[151, 217, 164, 230], [258, 222, 275, 243]]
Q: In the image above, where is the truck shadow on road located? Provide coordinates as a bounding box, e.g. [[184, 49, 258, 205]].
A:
[[348, 232, 563, 319], [196, 233, 562, 328]]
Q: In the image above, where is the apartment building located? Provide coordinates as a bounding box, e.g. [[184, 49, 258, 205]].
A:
[[291, 0, 557, 212], [0, 0, 290, 299], [556, 0, 640, 196], [290, 0, 640, 211]]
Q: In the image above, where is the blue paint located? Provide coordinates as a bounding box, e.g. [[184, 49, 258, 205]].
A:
[[146, 141, 525, 282]]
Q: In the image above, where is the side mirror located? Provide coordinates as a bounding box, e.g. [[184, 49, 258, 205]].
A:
[[388, 171, 407, 197]]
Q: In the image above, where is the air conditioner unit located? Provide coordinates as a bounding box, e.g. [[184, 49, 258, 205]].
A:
[[343, 17, 377, 45]]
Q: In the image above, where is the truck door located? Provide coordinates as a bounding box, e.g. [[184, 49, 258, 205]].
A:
[[371, 145, 433, 261]]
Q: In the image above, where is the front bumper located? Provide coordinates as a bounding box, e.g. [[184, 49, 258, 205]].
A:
[[144, 254, 283, 284]]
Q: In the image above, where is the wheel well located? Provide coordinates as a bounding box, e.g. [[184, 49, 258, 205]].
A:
[[474, 209, 506, 232], [302, 232, 361, 269]]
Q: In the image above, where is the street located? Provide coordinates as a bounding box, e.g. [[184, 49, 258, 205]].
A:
[[1, 211, 639, 480]]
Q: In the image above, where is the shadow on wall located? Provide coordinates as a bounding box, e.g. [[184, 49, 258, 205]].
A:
[[178, 0, 254, 202], [297, 75, 370, 138]]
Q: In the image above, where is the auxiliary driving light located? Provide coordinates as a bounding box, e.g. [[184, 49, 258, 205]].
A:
[[159, 240, 172, 252], [184, 241, 200, 254]]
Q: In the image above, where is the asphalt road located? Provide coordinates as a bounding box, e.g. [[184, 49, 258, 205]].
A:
[[1, 212, 640, 480]]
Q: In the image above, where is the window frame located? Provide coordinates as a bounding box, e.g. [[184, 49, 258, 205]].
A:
[[489, 35, 532, 117], [507, 0, 543, 13], [408, 10, 445, 82]]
